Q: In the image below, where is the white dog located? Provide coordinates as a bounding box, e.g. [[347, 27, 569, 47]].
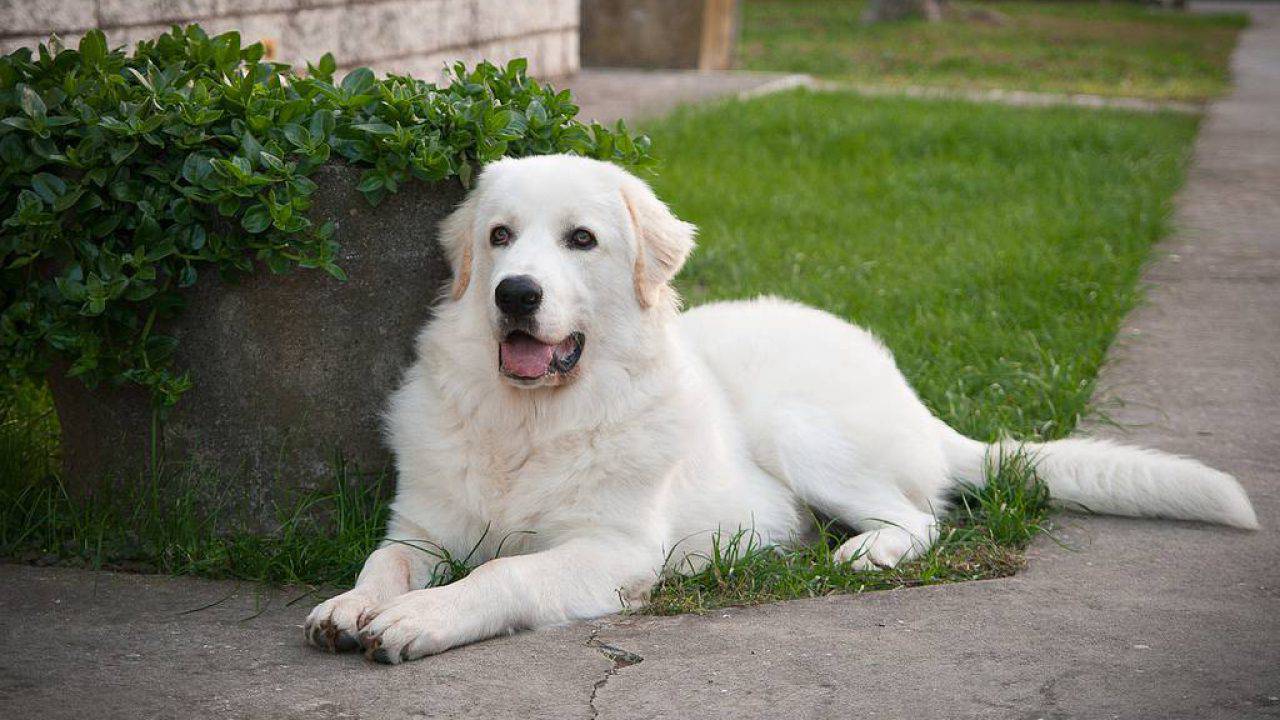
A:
[[305, 154, 1258, 664]]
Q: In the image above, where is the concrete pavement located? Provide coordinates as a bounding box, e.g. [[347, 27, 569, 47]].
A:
[[2, 4, 1278, 718], [566, 68, 808, 125]]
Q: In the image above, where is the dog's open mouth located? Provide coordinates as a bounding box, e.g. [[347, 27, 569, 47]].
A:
[[499, 330, 585, 380]]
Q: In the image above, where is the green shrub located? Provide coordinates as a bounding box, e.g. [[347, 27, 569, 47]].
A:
[[0, 26, 651, 408]]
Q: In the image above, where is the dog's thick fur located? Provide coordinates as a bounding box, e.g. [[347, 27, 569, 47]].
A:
[[305, 155, 1258, 663]]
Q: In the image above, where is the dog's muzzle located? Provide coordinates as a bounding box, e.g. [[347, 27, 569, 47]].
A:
[[499, 330, 585, 382]]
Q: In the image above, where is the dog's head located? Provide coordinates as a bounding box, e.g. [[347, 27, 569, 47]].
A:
[[438, 155, 696, 389]]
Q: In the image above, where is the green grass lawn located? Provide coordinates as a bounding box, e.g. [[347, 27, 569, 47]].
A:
[[738, 0, 1247, 101], [0, 91, 1200, 610], [654, 91, 1198, 443], [639, 90, 1198, 610]]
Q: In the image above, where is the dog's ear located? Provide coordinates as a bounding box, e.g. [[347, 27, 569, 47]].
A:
[[438, 193, 478, 301], [622, 176, 696, 309]]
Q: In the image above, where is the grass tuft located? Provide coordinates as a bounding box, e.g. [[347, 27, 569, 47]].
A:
[[645, 447, 1051, 615], [0, 417, 387, 588]]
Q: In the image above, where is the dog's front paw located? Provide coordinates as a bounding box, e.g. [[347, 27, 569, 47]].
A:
[[357, 588, 467, 664], [305, 589, 379, 652]]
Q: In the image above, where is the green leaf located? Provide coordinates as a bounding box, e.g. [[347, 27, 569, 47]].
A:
[[356, 172, 384, 193], [239, 131, 263, 165], [309, 109, 335, 139], [340, 67, 375, 96], [125, 283, 158, 301], [53, 188, 85, 212], [241, 204, 271, 233], [320, 53, 336, 77], [134, 214, 161, 244], [352, 122, 395, 135], [291, 175, 318, 195], [243, 42, 265, 64], [181, 153, 214, 183], [259, 151, 285, 172], [525, 100, 548, 127], [19, 85, 47, 119], [282, 124, 306, 147], [186, 225, 207, 251], [323, 263, 348, 282], [109, 141, 139, 165], [31, 173, 67, 204], [2, 116, 32, 132], [55, 275, 87, 302], [486, 109, 513, 133], [91, 213, 122, 238], [79, 29, 108, 67]]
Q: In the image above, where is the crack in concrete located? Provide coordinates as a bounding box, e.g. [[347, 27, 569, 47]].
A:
[[585, 627, 644, 719]]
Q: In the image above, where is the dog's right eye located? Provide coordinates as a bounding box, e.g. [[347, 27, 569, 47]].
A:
[[490, 225, 512, 246]]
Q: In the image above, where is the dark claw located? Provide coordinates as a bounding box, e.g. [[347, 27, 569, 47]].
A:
[[315, 620, 343, 652], [306, 623, 325, 649], [333, 631, 360, 652]]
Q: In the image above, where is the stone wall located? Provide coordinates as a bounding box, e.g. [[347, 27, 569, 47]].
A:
[[0, 0, 579, 81]]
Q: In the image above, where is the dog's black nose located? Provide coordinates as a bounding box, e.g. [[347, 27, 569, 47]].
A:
[[495, 275, 542, 317]]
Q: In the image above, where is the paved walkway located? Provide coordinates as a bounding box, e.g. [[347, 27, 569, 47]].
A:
[[566, 68, 807, 125], [3, 5, 1278, 719], [565, 69, 1201, 127]]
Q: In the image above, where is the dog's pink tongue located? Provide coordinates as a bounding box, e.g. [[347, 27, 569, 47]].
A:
[[501, 334, 555, 378]]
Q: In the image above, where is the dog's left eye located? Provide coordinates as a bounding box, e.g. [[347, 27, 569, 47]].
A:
[[490, 225, 513, 246], [568, 228, 597, 250]]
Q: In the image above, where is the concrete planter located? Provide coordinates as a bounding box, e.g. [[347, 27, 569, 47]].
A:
[[48, 164, 464, 507]]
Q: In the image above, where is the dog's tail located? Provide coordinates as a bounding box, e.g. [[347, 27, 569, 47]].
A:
[[936, 421, 1258, 529]]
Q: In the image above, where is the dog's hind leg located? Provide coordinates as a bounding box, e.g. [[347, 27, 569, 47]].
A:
[[752, 402, 949, 569], [831, 512, 939, 570], [802, 475, 941, 570]]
